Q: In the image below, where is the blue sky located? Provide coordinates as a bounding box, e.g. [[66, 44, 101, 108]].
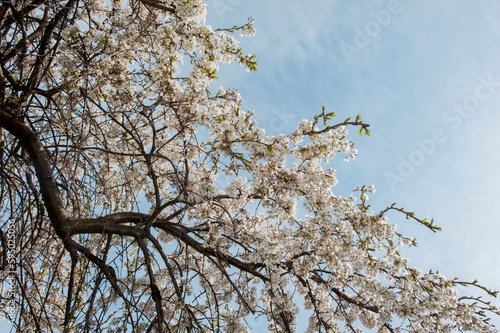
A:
[[2, 1, 499, 331], [206, 0, 500, 330]]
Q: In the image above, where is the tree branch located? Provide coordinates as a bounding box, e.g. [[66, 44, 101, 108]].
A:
[[0, 108, 68, 236], [138, 0, 175, 13]]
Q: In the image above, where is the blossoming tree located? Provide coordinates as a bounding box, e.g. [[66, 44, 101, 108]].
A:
[[0, 0, 498, 331]]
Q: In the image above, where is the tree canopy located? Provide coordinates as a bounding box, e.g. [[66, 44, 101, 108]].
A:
[[0, 0, 499, 332]]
